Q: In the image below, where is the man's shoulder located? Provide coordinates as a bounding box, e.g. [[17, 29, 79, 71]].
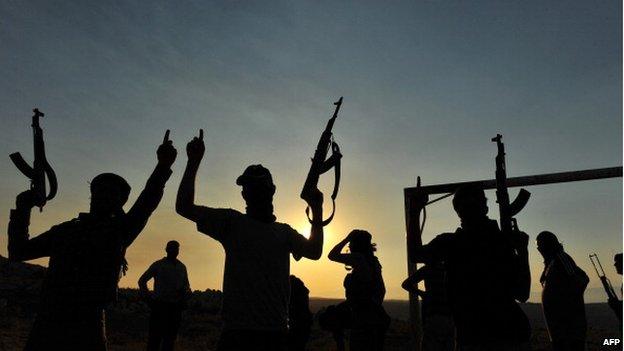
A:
[[430, 232, 455, 244], [199, 207, 243, 219], [274, 221, 296, 231], [46, 216, 83, 234]]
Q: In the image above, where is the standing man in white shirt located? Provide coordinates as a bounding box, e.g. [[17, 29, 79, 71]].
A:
[[175, 130, 324, 351], [139, 240, 192, 351]]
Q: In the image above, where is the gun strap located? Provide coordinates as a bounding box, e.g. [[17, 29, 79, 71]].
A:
[[330, 141, 341, 200], [44, 157, 58, 201], [305, 197, 336, 227], [305, 142, 341, 227]]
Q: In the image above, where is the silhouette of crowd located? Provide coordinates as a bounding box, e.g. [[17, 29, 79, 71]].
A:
[[6, 108, 622, 351]]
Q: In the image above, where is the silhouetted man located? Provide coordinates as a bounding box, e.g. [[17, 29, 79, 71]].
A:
[[537, 231, 589, 351], [609, 253, 622, 321], [139, 240, 191, 351], [410, 185, 531, 351], [402, 261, 454, 351], [288, 275, 313, 351], [176, 130, 324, 351], [8, 132, 176, 351]]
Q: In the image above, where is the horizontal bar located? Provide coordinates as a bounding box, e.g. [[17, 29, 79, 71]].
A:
[[405, 166, 622, 197]]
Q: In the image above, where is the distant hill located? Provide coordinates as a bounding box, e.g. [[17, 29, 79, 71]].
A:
[[1, 256, 621, 351]]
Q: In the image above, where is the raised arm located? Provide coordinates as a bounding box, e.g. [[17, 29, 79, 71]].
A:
[[123, 131, 176, 246], [296, 189, 324, 260], [407, 194, 432, 263], [328, 232, 356, 265], [176, 129, 205, 222], [8, 190, 57, 261]]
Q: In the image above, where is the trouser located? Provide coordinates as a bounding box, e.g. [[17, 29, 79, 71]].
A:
[[456, 341, 531, 351], [422, 314, 455, 351], [147, 301, 183, 351], [551, 339, 585, 351], [217, 329, 287, 351], [24, 305, 107, 351]]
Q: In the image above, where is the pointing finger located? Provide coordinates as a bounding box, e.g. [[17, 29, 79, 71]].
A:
[[163, 129, 170, 143], [199, 129, 204, 140]]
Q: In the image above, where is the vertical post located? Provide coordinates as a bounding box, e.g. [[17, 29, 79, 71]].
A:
[[405, 182, 428, 351]]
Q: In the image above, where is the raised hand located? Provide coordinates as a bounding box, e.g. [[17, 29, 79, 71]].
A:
[[303, 187, 324, 211], [15, 189, 37, 210], [157, 130, 177, 167], [186, 129, 205, 165]]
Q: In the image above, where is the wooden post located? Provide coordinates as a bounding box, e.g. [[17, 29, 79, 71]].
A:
[[403, 166, 622, 350]]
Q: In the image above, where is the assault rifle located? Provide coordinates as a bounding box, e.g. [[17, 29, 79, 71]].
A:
[[301, 97, 343, 226], [589, 253, 619, 302], [10, 108, 57, 211], [491, 134, 530, 233]]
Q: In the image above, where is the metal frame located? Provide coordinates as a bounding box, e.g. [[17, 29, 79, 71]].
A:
[[403, 166, 622, 351]]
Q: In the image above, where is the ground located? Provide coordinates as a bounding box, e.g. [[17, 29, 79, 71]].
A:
[[0, 257, 621, 350]]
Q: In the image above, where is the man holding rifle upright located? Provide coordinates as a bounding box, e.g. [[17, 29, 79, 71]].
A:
[[8, 131, 177, 351], [410, 186, 532, 351], [176, 130, 324, 351]]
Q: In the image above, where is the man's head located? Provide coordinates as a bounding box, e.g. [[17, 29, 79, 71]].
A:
[[452, 185, 488, 222], [166, 240, 180, 259], [614, 253, 622, 275], [536, 231, 563, 259], [90, 173, 131, 216], [237, 164, 275, 205]]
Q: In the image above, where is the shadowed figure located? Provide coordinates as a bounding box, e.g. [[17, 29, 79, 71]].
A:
[[537, 231, 589, 351], [410, 185, 531, 351], [402, 260, 454, 351], [176, 130, 324, 351], [609, 253, 623, 321], [288, 275, 313, 351], [7, 132, 176, 351], [139, 240, 192, 351], [328, 230, 390, 351]]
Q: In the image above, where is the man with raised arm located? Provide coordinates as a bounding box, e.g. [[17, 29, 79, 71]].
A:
[[8, 131, 177, 351], [409, 185, 531, 351], [176, 130, 324, 351]]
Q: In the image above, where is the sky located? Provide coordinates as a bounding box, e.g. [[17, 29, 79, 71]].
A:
[[0, 0, 621, 302]]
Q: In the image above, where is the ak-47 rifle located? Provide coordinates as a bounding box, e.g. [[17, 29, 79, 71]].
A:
[[10, 108, 58, 211], [491, 134, 530, 233], [301, 97, 343, 226], [589, 253, 619, 302]]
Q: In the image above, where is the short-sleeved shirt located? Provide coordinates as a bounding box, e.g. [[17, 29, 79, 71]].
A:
[[196, 207, 309, 331], [423, 219, 530, 345], [143, 258, 191, 304]]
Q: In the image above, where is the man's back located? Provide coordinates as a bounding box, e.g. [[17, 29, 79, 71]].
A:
[[146, 258, 190, 304], [196, 208, 309, 331]]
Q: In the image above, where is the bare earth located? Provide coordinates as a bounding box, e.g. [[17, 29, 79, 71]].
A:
[[0, 257, 621, 351]]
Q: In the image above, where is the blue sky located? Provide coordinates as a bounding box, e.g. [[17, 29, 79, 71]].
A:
[[1, 0, 621, 301]]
